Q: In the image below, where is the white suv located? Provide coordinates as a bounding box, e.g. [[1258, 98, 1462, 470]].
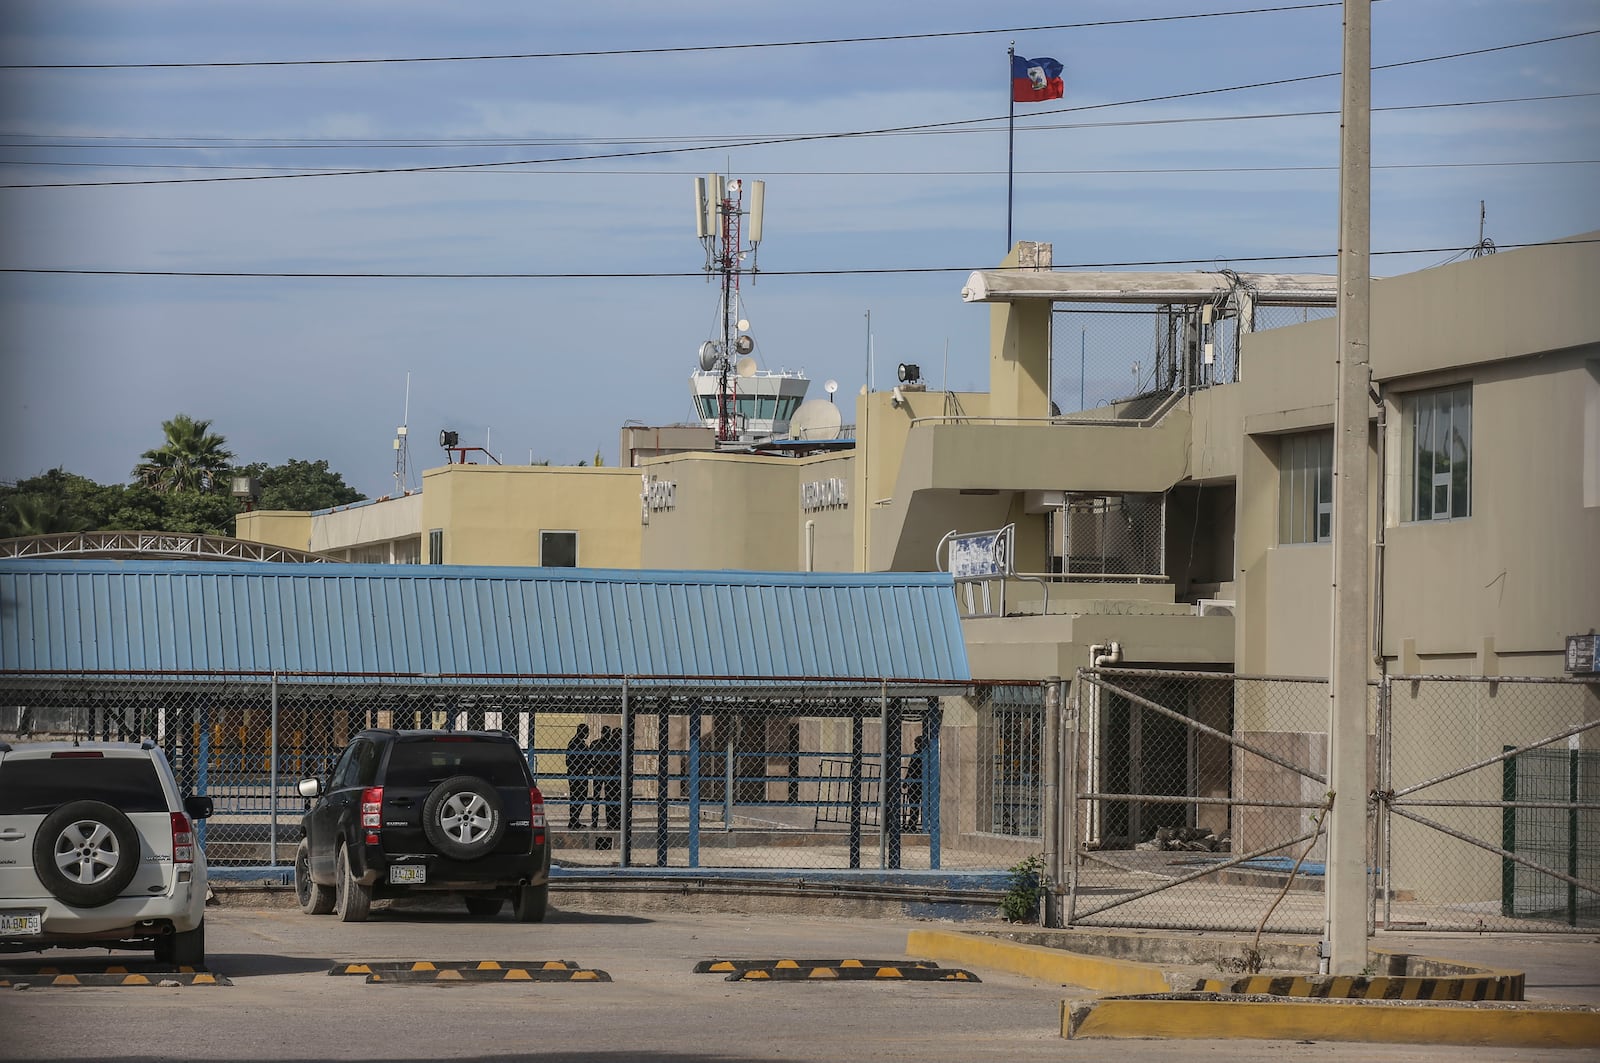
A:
[[0, 739, 213, 965]]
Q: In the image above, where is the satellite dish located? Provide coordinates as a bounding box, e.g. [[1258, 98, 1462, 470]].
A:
[[824, 379, 839, 395], [734, 334, 756, 356], [737, 318, 750, 331], [787, 399, 843, 441], [735, 356, 758, 378], [699, 340, 720, 372]]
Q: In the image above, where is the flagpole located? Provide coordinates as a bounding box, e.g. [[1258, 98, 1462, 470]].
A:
[[1006, 41, 1015, 253]]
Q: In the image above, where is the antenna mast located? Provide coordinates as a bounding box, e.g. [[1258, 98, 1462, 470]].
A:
[[393, 372, 412, 495], [694, 174, 765, 442]]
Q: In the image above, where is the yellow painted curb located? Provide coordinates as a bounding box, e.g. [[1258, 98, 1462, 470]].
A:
[[1065, 997, 1600, 1049], [907, 929, 1169, 995]]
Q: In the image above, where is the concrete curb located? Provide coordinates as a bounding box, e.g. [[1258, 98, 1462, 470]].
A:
[[907, 929, 1600, 1048], [1063, 994, 1600, 1048], [907, 929, 1170, 995]]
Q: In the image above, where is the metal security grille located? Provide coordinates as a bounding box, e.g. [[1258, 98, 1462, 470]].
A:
[[1503, 747, 1600, 923], [1058, 492, 1164, 578]]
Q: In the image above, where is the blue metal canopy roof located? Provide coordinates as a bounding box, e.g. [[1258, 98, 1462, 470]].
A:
[[0, 560, 970, 683]]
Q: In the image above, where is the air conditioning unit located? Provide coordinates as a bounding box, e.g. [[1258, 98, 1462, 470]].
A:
[[1195, 599, 1235, 618]]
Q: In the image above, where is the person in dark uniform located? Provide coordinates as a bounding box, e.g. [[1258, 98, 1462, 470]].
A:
[[599, 725, 624, 831], [566, 723, 590, 830], [902, 734, 928, 832]]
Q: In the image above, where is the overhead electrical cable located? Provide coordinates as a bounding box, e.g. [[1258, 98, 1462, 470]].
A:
[[3, 239, 1594, 279], [4, 92, 1593, 153], [0, 4, 1354, 69], [2, 27, 1592, 192]]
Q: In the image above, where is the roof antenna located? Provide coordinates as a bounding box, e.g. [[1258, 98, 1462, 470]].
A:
[[1471, 200, 1496, 258], [393, 372, 412, 496]]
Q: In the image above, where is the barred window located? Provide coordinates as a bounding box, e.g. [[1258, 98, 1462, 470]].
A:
[[1402, 384, 1472, 521], [1278, 430, 1333, 544], [978, 688, 1041, 837]]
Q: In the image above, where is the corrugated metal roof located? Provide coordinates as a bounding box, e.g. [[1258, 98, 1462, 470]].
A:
[[0, 560, 970, 683]]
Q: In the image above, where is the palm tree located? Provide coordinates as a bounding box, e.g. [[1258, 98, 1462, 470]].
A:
[[132, 414, 235, 493]]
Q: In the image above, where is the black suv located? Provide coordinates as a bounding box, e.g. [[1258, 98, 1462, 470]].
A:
[[293, 730, 549, 923]]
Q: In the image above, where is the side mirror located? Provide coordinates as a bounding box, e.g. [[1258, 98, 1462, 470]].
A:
[[184, 795, 214, 821], [297, 778, 322, 800]]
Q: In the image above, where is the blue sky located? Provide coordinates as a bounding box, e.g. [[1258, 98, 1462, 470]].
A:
[[1, 1, 1596, 500]]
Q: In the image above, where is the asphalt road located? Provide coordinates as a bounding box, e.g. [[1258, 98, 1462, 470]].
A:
[[0, 899, 1592, 1062]]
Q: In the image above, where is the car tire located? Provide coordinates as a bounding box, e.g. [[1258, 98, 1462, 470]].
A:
[[155, 920, 205, 967], [421, 775, 505, 861], [31, 800, 142, 908], [334, 842, 371, 923], [464, 895, 505, 919], [511, 883, 548, 923], [295, 840, 335, 915]]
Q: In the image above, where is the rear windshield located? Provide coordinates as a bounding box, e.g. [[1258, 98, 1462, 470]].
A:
[[383, 741, 530, 788], [0, 757, 169, 814]]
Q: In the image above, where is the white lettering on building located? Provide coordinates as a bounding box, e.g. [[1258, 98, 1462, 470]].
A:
[[801, 477, 849, 511]]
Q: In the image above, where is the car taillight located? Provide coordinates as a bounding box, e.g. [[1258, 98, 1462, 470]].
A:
[[530, 784, 545, 845], [170, 812, 195, 865], [361, 786, 383, 829]]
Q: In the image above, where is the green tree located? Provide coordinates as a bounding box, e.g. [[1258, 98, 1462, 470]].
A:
[[0, 469, 100, 537], [236, 459, 365, 512], [132, 414, 235, 493]]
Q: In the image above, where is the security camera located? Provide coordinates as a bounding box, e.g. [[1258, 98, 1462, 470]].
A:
[[891, 386, 904, 408]]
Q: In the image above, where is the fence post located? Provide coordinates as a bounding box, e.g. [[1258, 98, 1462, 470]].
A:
[[849, 701, 863, 870], [269, 674, 279, 867], [878, 681, 889, 870], [688, 698, 702, 869], [620, 678, 632, 868], [1042, 676, 1061, 927], [1381, 675, 1394, 932], [656, 696, 669, 868]]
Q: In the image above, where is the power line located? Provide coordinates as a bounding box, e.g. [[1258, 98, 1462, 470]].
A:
[[0, 4, 1348, 70], [3, 157, 1593, 177], [3, 25, 1593, 192], [4, 239, 1593, 279], [5, 92, 1593, 153]]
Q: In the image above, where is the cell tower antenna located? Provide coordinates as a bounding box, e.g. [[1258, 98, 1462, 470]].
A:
[[393, 372, 412, 495], [693, 172, 765, 443]]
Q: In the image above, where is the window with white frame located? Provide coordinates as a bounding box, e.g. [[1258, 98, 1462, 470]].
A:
[[540, 530, 578, 568], [1278, 429, 1334, 544], [1401, 384, 1472, 521]]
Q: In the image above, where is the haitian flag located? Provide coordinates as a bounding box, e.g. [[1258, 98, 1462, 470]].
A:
[[1012, 55, 1064, 103]]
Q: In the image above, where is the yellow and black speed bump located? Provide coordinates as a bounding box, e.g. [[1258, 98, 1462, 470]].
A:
[[0, 965, 229, 988], [365, 967, 609, 984], [329, 960, 579, 976], [695, 958, 942, 975], [1197, 973, 1524, 1001], [711, 960, 979, 983]]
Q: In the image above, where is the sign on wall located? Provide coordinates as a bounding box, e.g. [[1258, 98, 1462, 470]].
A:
[[801, 477, 849, 512], [640, 474, 676, 525], [947, 528, 1012, 579]]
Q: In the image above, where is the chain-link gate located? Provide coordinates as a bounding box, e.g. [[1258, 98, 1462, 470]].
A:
[[1067, 668, 1342, 934], [0, 674, 1053, 880], [1378, 674, 1600, 933]]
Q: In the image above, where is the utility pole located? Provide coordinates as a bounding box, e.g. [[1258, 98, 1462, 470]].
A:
[[1327, 0, 1372, 976]]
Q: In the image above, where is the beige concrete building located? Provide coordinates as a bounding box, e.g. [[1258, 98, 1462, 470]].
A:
[[236, 233, 1600, 917]]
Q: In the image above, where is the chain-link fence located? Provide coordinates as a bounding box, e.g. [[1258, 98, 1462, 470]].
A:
[[1067, 668, 1339, 934], [1050, 302, 1336, 415], [0, 674, 1051, 879], [1056, 492, 1164, 578], [1379, 675, 1600, 932]]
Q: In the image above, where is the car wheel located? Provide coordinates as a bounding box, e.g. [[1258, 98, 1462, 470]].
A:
[[334, 842, 371, 922], [421, 775, 505, 861], [155, 920, 205, 967], [31, 800, 142, 908], [295, 840, 335, 915], [512, 883, 548, 923], [464, 896, 504, 919]]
